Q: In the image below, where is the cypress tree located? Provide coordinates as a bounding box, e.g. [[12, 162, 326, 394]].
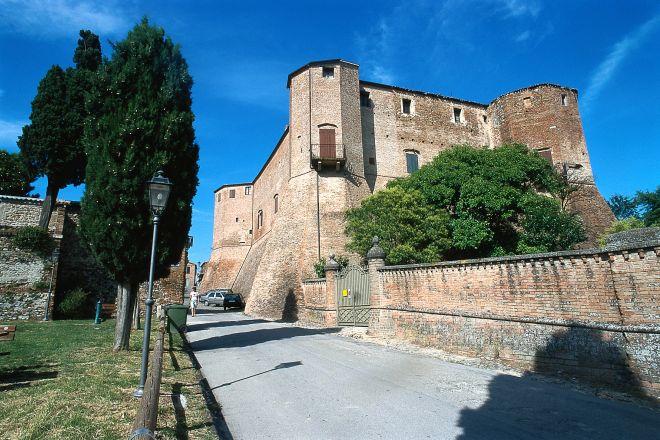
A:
[[81, 19, 199, 350], [18, 30, 102, 228], [0, 149, 35, 196]]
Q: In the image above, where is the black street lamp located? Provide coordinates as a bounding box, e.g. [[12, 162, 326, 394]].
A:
[[134, 170, 172, 398]]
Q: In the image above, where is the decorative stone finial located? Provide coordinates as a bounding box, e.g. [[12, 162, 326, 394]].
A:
[[366, 236, 385, 260], [325, 253, 340, 271]]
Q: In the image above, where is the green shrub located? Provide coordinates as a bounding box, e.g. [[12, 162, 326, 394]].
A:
[[598, 217, 646, 246], [12, 226, 55, 258], [57, 288, 91, 319], [313, 258, 326, 278]]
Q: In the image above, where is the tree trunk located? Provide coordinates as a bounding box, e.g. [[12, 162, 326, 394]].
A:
[[132, 290, 141, 330], [113, 281, 136, 351], [38, 181, 59, 229]]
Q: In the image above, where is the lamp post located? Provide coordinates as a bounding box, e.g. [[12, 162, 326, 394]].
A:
[[134, 170, 172, 398]]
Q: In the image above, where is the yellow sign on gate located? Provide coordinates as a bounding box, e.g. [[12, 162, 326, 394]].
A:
[[342, 289, 348, 297]]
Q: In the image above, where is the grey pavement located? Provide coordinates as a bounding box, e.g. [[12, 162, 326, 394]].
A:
[[186, 308, 659, 440]]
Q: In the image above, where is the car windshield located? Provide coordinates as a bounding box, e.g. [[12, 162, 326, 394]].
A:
[[225, 294, 239, 300]]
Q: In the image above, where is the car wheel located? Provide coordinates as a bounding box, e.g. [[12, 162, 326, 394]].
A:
[[204, 301, 208, 306]]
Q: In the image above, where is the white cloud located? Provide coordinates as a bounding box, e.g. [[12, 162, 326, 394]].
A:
[[515, 30, 531, 42], [582, 15, 660, 111], [497, 0, 541, 18], [0, 119, 25, 148], [0, 0, 131, 37], [355, 17, 397, 84]]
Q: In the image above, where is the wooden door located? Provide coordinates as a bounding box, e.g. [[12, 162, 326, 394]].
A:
[[319, 128, 336, 159]]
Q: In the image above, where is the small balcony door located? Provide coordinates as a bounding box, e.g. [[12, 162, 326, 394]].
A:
[[319, 128, 336, 159]]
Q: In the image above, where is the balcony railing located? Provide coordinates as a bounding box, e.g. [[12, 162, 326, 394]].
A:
[[310, 144, 346, 170]]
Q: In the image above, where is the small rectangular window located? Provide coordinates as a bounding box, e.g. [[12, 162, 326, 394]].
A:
[[360, 91, 370, 107], [216, 193, 221, 202], [257, 210, 263, 229], [274, 194, 279, 213], [453, 107, 462, 123], [322, 67, 334, 78], [402, 98, 411, 114], [406, 152, 419, 173], [561, 94, 568, 106], [245, 186, 251, 195], [229, 189, 236, 198], [523, 97, 532, 108], [235, 217, 239, 222], [483, 115, 487, 123], [368, 157, 375, 165]]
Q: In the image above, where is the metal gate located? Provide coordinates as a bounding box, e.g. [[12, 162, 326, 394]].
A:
[[336, 264, 370, 326]]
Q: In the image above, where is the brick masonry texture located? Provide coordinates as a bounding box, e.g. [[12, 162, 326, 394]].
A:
[[137, 246, 189, 308], [369, 239, 660, 399], [205, 59, 615, 321]]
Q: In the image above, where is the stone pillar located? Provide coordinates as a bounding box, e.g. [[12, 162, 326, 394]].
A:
[[366, 237, 388, 334], [324, 254, 340, 326]]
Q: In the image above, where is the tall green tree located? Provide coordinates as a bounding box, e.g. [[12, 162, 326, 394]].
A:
[[636, 186, 660, 227], [346, 186, 451, 265], [0, 149, 34, 196], [607, 194, 639, 220], [81, 19, 199, 351], [18, 30, 102, 228], [346, 144, 586, 263]]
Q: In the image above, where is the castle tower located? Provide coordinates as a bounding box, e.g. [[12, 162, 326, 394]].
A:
[[488, 84, 614, 244]]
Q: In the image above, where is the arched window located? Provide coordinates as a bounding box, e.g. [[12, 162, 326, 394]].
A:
[[257, 210, 263, 229], [274, 194, 279, 213]]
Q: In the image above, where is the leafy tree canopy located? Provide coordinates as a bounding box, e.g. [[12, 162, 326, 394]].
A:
[[607, 186, 660, 227], [18, 65, 84, 188], [346, 186, 451, 265], [18, 30, 102, 227], [0, 149, 34, 196], [81, 18, 199, 285], [346, 144, 586, 263], [635, 187, 660, 227]]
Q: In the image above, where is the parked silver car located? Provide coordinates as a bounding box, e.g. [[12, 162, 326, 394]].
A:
[[200, 289, 232, 307]]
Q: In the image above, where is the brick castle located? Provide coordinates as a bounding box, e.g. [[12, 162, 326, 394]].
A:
[[201, 59, 615, 320]]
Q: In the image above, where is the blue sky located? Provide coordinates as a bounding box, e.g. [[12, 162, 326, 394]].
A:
[[1, 0, 659, 265]]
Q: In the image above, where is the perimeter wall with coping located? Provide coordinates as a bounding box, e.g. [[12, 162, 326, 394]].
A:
[[367, 240, 660, 400]]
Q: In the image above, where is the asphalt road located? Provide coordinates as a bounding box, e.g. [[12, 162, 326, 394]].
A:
[[186, 309, 659, 440]]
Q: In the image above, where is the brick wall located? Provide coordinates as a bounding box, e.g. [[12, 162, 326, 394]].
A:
[[369, 240, 660, 399], [206, 59, 615, 321]]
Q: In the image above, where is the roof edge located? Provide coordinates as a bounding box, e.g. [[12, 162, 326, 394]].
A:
[[490, 83, 579, 104], [286, 59, 359, 88], [360, 80, 488, 108]]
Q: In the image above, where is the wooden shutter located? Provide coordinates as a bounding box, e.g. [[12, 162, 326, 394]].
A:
[[319, 128, 336, 159], [406, 153, 419, 173], [538, 149, 553, 164]]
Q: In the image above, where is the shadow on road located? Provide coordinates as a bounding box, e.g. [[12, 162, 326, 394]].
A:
[[212, 361, 303, 390], [192, 326, 340, 351], [457, 327, 656, 440], [186, 319, 269, 332]]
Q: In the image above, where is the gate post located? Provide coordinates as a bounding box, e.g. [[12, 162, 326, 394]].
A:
[[324, 254, 340, 326], [366, 237, 388, 334]]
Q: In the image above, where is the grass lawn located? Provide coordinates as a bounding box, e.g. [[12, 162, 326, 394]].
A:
[[0, 319, 217, 439]]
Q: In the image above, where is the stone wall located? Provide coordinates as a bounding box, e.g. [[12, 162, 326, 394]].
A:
[[138, 246, 189, 307], [0, 195, 115, 320], [368, 239, 660, 399]]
